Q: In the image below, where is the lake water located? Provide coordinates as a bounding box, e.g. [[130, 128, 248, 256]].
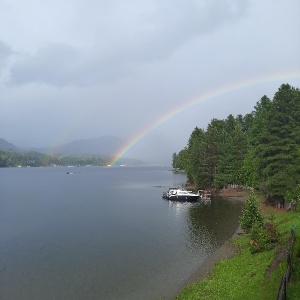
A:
[[0, 166, 243, 299]]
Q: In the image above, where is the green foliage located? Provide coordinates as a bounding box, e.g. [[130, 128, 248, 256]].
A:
[[292, 235, 300, 262], [287, 224, 300, 299], [0, 150, 108, 167], [182, 116, 248, 189], [214, 115, 247, 187], [176, 237, 281, 300], [285, 184, 300, 211], [240, 147, 259, 187], [176, 210, 300, 300], [250, 84, 300, 201], [172, 152, 179, 169], [184, 127, 211, 187], [240, 192, 264, 232], [175, 83, 300, 201], [249, 222, 278, 254]]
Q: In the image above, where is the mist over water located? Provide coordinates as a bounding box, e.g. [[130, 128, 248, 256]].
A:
[[0, 166, 243, 299]]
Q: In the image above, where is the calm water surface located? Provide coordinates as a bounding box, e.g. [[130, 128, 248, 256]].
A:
[[0, 166, 243, 299]]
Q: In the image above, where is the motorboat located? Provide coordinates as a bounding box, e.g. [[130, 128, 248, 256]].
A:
[[162, 188, 212, 202], [162, 187, 178, 199], [162, 188, 200, 202]]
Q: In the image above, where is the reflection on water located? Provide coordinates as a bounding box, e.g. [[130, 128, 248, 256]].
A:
[[166, 197, 243, 261], [0, 167, 243, 300], [187, 197, 243, 247]]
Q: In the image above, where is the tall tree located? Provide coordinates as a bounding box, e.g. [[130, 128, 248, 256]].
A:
[[250, 84, 300, 201], [185, 127, 207, 186], [174, 83, 300, 199], [263, 84, 300, 200], [214, 115, 247, 187], [205, 119, 225, 185]]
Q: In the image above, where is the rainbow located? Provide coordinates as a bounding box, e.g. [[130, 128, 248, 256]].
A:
[[109, 70, 300, 165]]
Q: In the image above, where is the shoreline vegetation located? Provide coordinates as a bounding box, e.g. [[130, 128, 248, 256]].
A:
[[170, 84, 300, 298], [174, 189, 300, 299]]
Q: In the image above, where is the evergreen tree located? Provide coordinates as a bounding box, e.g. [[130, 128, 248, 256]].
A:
[[244, 84, 300, 201], [185, 127, 207, 186], [205, 119, 225, 186], [214, 115, 247, 187], [260, 84, 300, 201], [173, 83, 300, 199], [172, 153, 178, 169]]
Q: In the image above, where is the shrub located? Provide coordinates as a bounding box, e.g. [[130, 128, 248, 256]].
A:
[[285, 184, 300, 211], [249, 222, 278, 254], [240, 192, 264, 232]]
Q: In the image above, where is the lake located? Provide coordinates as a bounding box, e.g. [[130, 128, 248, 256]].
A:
[[0, 166, 243, 299]]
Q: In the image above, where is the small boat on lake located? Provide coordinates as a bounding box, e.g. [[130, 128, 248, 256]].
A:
[[162, 188, 212, 202], [162, 188, 200, 202], [162, 187, 177, 199]]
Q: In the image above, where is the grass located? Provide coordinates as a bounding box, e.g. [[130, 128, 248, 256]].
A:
[[287, 222, 300, 299], [175, 208, 300, 300]]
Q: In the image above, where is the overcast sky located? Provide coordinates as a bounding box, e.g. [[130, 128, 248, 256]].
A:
[[0, 0, 299, 163]]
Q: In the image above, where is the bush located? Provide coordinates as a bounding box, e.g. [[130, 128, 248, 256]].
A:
[[285, 184, 300, 211], [249, 222, 278, 254], [240, 192, 264, 232]]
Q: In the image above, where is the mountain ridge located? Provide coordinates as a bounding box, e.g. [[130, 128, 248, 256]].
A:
[[0, 136, 172, 165], [44, 135, 125, 156], [0, 136, 124, 156], [0, 138, 22, 152]]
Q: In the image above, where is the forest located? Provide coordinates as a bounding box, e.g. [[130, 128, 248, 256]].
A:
[[172, 83, 300, 204], [0, 150, 108, 168]]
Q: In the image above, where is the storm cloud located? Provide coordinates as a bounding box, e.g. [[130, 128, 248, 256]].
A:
[[5, 0, 250, 86]]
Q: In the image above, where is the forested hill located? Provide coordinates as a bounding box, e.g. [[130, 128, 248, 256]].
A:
[[172, 83, 300, 203]]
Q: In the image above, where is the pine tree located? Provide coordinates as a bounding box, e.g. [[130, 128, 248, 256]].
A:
[[214, 115, 247, 187], [185, 127, 206, 186], [263, 84, 300, 201], [249, 84, 300, 201]]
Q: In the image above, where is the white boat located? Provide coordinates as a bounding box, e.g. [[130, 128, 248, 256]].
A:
[[162, 188, 200, 202], [162, 187, 178, 199], [162, 188, 212, 202]]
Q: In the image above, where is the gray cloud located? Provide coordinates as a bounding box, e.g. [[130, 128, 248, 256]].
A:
[[7, 0, 249, 87], [0, 40, 16, 82], [0, 40, 14, 62], [9, 43, 83, 86], [0, 0, 299, 164]]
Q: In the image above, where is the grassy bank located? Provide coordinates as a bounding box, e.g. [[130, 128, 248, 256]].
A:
[[176, 204, 300, 300]]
